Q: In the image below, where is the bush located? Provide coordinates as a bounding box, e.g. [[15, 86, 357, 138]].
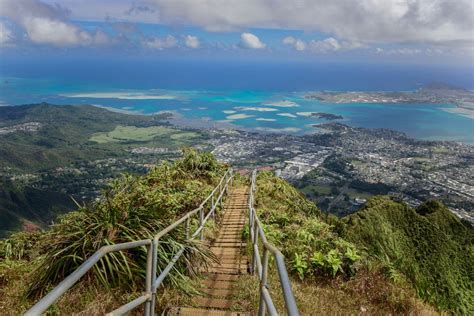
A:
[[343, 196, 474, 314], [24, 149, 226, 298], [255, 171, 360, 280]]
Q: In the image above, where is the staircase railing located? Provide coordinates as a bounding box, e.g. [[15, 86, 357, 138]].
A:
[[26, 168, 234, 316], [248, 169, 299, 316]]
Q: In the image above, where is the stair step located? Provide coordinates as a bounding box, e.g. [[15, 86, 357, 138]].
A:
[[193, 297, 237, 310], [211, 249, 241, 256], [213, 239, 243, 243], [201, 280, 235, 289], [168, 307, 249, 316], [211, 263, 247, 269], [199, 287, 234, 298], [205, 273, 239, 281], [206, 267, 246, 274]]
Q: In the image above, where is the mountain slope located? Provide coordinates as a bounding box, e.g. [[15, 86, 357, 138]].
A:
[[0, 103, 171, 171], [0, 179, 75, 238], [343, 197, 474, 314]]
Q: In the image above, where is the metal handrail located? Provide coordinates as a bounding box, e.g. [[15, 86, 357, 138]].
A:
[[248, 170, 299, 316], [26, 168, 233, 316]]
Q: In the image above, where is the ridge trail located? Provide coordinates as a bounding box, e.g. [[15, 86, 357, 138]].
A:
[[169, 186, 251, 316]]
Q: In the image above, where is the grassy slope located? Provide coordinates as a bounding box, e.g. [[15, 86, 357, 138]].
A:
[[0, 150, 226, 314], [242, 171, 435, 314], [0, 103, 171, 171], [343, 197, 474, 314], [0, 179, 75, 238], [0, 104, 208, 238]]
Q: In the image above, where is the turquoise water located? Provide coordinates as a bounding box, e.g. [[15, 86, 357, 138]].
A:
[[0, 77, 473, 143]]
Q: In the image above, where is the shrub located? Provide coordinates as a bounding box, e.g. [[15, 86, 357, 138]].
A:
[[25, 149, 226, 298], [255, 171, 360, 280]]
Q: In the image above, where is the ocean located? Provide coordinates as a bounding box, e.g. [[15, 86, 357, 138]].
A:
[[0, 58, 473, 143]]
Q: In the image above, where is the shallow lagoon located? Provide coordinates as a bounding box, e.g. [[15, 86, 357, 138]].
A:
[[1, 79, 473, 143]]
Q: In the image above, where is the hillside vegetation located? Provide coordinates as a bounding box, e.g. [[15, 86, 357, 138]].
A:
[[0, 179, 75, 238], [0, 156, 471, 314], [0, 150, 226, 314], [343, 197, 474, 314], [0, 103, 199, 171], [0, 103, 210, 238], [250, 171, 472, 314]]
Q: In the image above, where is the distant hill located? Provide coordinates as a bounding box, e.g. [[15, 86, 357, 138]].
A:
[[0, 179, 75, 238], [343, 197, 474, 314], [422, 81, 467, 92], [0, 103, 195, 238], [0, 103, 171, 171]]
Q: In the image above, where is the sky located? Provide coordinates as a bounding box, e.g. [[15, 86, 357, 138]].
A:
[[0, 0, 473, 65]]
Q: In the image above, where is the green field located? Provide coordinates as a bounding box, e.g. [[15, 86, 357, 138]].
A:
[[90, 125, 196, 143], [300, 184, 331, 195]]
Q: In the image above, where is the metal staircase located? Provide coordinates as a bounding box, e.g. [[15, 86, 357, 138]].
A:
[[25, 169, 299, 316]]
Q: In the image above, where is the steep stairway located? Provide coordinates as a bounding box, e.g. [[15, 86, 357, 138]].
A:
[[169, 186, 251, 316]]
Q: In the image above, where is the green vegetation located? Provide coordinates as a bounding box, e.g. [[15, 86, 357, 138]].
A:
[[343, 197, 474, 314], [255, 171, 360, 279], [238, 171, 435, 314], [0, 179, 75, 238], [0, 103, 211, 238], [90, 125, 197, 144], [0, 150, 227, 313], [0, 103, 201, 171]]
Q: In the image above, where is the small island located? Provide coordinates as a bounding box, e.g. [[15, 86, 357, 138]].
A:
[[311, 112, 343, 120], [305, 82, 474, 119]]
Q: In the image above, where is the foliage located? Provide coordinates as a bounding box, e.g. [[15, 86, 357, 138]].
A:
[[255, 171, 361, 279], [0, 179, 75, 238], [0, 103, 192, 171], [343, 196, 474, 314], [0, 231, 42, 261], [21, 149, 226, 298]]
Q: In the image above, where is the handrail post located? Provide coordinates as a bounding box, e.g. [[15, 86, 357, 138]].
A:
[[258, 248, 270, 316], [185, 217, 190, 239], [199, 207, 204, 240], [252, 222, 259, 275], [211, 195, 215, 218], [149, 238, 158, 316], [144, 242, 153, 316]]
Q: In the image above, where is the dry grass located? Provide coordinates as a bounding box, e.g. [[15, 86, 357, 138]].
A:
[[0, 257, 202, 315], [234, 261, 442, 315]]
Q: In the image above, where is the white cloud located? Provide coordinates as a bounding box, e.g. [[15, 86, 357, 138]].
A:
[[184, 35, 200, 48], [239, 32, 266, 49], [309, 37, 341, 52], [282, 36, 295, 45], [284, 36, 365, 53], [282, 36, 306, 51], [0, 22, 13, 45], [0, 0, 99, 46], [24, 17, 91, 46], [294, 39, 306, 51], [143, 35, 177, 49], [374, 47, 445, 56], [308, 37, 367, 53], [94, 30, 110, 45], [149, 0, 474, 47]]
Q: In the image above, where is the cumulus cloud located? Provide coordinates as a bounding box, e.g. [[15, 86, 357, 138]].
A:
[[282, 36, 306, 51], [0, 21, 14, 45], [150, 0, 474, 47], [0, 0, 110, 46], [309, 37, 342, 52], [283, 36, 365, 53], [375, 47, 445, 56], [24, 17, 91, 45], [184, 35, 200, 48], [143, 35, 177, 49], [239, 32, 266, 49]]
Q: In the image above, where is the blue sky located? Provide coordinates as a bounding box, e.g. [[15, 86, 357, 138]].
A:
[[0, 0, 473, 65]]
